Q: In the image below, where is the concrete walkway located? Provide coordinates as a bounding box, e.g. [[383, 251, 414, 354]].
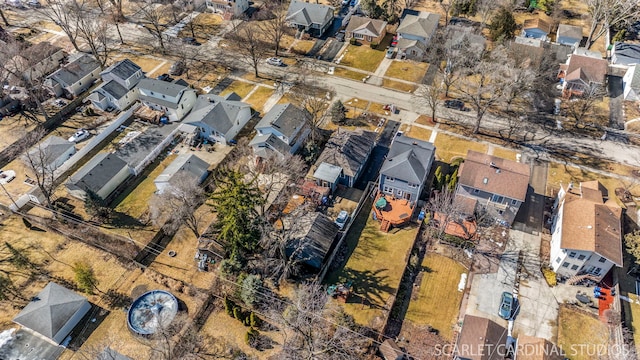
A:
[[373, 57, 394, 78]]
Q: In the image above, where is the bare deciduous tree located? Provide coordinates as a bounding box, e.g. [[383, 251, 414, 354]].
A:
[[288, 77, 330, 144], [168, 39, 203, 79], [75, 4, 111, 68], [227, 22, 269, 78], [150, 172, 207, 239], [428, 186, 467, 239], [21, 128, 57, 208], [137, 1, 169, 50], [585, 0, 639, 49], [257, 2, 289, 57], [562, 83, 605, 127], [39, 0, 81, 51], [417, 82, 444, 123]]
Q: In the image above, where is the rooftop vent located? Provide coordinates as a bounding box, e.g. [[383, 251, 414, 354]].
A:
[[483, 177, 488, 184]]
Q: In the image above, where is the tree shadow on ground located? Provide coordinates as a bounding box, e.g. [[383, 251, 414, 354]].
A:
[[339, 267, 394, 308]]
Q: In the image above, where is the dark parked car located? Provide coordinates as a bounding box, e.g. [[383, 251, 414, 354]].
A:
[[498, 292, 514, 320], [182, 37, 201, 46], [169, 61, 185, 76], [156, 73, 171, 81], [336, 31, 345, 42], [444, 99, 467, 111]]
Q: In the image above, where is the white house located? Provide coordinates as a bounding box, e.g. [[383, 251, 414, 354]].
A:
[[44, 54, 101, 98], [27, 136, 76, 171], [184, 93, 251, 144], [286, 0, 335, 38], [549, 181, 623, 282], [7, 42, 66, 84], [249, 103, 310, 160], [154, 153, 209, 193], [137, 78, 197, 122], [206, 0, 248, 19], [88, 59, 144, 111], [396, 11, 440, 60], [66, 153, 133, 200], [623, 65, 640, 101], [611, 42, 640, 67]]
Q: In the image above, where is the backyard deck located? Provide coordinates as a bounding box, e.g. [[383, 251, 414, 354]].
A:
[[372, 192, 415, 232]]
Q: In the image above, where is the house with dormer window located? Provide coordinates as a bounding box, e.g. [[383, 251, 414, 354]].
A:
[[378, 135, 434, 202], [549, 180, 622, 282], [137, 78, 197, 122]]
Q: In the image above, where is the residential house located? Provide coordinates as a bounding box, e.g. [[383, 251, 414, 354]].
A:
[[154, 153, 209, 193], [446, 25, 486, 55], [6, 42, 65, 84], [250, 103, 310, 160], [284, 212, 340, 271], [286, 0, 335, 37], [379, 135, 435, 202], [623, 65, 640, 101], [558, 53, 608, 97], [66, 153, 133, 200], [516, 335, 564, 360], [137, 78, 197, 122], [345, 16, 387, 44], [13, 282, 91, 345], [184, 93, 252, 144], [396, 11, 440, 60], [549, 181, 623, 282], [27, 136, 75, 171], [456, 150, 530, 226], [44, 54, 101, 98], [312, 128, 376, 191], [556, 24, 582, 48], [522, 18, 552, 40], [89, 59, 144, 111], [454, 315, 508, 360], [611, 42, 640, 66], [205, 0, 248, 19]]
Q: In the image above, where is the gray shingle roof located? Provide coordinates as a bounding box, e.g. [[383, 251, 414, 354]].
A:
[[255, 103, 308, 140], [249, 133, 292, 156], [100, 79, 129, 100], [155, 153, 208, 184], [315, 128, 376, 178], [313, 162, 342, 184], [184, 94, 250, 135], [13, 282, 88, 343], [28, 136, 74, 167], [628, 65, 640, 91], [101, 59, 141, 81], [345, 16, 387, 38], [68, 153, 130, 195], [557, 24, 583, 41], [138, 78, 188, 98], [380, 135, 434, 184], [397, 12, 440, 38], [613, 42, 640, 65], [285, 212, 339, 269], [49, 54, 100, 87], [286, 0, 334, 27]]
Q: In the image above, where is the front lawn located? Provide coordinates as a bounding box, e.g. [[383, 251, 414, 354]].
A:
[[333, 67, 368, 81], [545, 162, 639, 202], [340, 44, 386, 72], [220, 80, 256, 99], [244, 86, 275, 114], [382, 79, 417, 93], [433, 133, 488, 163], [404, 254, 467, 341], [177, 13, 222, 42], [326, 201, 419, 328], [384, 61, 429, 83], [491, 147, 519, 161], [405, 126, 432, 141], [557, 305, 609, 360]]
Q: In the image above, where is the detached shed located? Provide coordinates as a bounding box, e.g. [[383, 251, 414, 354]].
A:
[[285, 212, 339, 270], [154, 153, 209, 193], [13, 282, 91, 345]]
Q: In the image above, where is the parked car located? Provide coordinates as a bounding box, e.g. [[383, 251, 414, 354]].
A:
[[156, 73, 172, 81], [169, 61, 185, 76], [68, 129, 90, 143], [444, 99, 467, 111], [391, 35, 398, 47], [498, 292, 514, 320], [27, 0, 41, 7], [5, 0, 26, 9], [335, 210, 349, 230], [385, 48, 395, 59], [336, 31, 345, 42], [0, 170, 16, 184], [182, 37, 201, 46], [266, 57, 284, 66]]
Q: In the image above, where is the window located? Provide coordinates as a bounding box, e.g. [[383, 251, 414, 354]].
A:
[[473, 189, 480, 194], [578, 254, 586, 260], [408, 183, 418, 188], [354, 33, 364, 39], [383, 186, 393, 194], [569, 252, 576, 258], [555, 257, 561, 264], [397, 190, 404, 196], [511, 199, 517, 205], [594, 267, 602, 275], [498, 210, 504, 215], [562, 262, 569, 268], [571, 265, 579, 270], [386, 177, 395, 182], [491, 194, 504, 203], [599, 257, 606, 263]]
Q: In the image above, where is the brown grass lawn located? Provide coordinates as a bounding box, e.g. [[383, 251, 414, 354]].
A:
[[244, 86, 275, 114], [557, 306, 609, 360], [415, 115, 436, 126], [291, 39, 316, 54], [325, 203, 419, 328], [627, 121, 640, 133], [434, 133, 488, 163], [0, 114, 37, 153], [340, 44, 386, 72], [624, 102, 640, 123], [220, 81, 257, 99], [623, 294, 640, 355], [384, 61, 429, 83], [147, 61, 172, 78], [491, 147, 519, 161], [405, 254, 467, 341], [177, 13, 223, 43], [345, 97, 370, 110], [382, 79, 417, 93], [405, 126, 432, 142], [369, 102, 390, 115], [333, 67, 368, 81]]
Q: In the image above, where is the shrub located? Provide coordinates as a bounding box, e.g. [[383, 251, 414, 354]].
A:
[[240, 274, 263, 308], [224, 297, 236, 317], [542, 267, 557, 287], [233, 307, 246, 322], [370, 41, 378, 49], [329, 100, 347, 124], [349, 37, 357, 45], [73, 261, 97, 295], [245, 328, 259, 347], [250, 312, 262, 328]]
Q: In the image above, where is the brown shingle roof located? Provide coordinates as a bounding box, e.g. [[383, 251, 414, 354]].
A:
[[458, 151, 531, 201], [378, 339, 404, 360], [455, 315, 507, 360], [315, 128, 376, 178], [516, 335, 564, 360], [558, 181, 623, 266], [345, 16, 387, 38], [523, 18, 552, 34], [562, 54, 608, 84]]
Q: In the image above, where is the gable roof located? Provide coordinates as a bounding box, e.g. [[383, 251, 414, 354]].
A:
[[286, 0, 334, 27], [28, 136, 74, 166], [20, 42, 63, 64], [99, 79, 129, 100], [155, 153, 208, 184], [380, 135, 434, 184], [556, 24, 582, 41], [101, 59, 141, 81], [345, 16, 387, 38], [184, 94, 250, 135], [249, 133, 293, 157], [523, 18, 552, 34], [626, 65, 640, 91], [285, 212, 339, 269], [397, 12, 440, 38], [558, 181, 623, 266], [49, 54, 100, 87], [562, 54, 608, 84], [458, 150, 530, 201], [255, 103, 309, 139], [138, 78, 188, 98], [69, 153, 130, 194], [612, 42, 640, 65], [516, 335, 564, 360], [13, 282, 88, 343], [315, 128, 376, 178], [455, 315, 508, 360]]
